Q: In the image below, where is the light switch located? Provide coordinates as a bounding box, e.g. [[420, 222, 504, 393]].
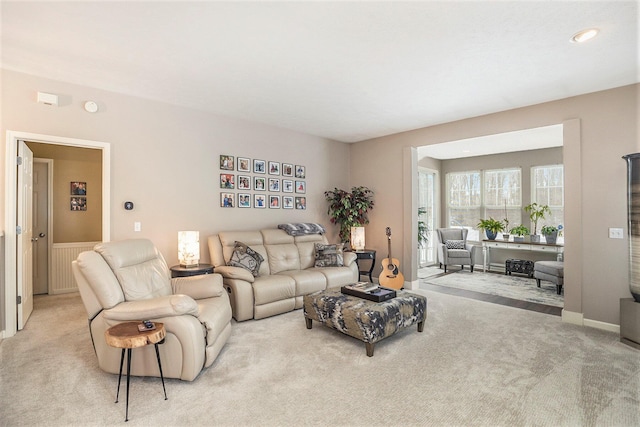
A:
[[134, 222, 141, 232], [609, 228, 624, 239]]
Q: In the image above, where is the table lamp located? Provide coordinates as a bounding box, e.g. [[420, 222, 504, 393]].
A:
[[350, 226, 365, 251], [178, 231, 200, 267]]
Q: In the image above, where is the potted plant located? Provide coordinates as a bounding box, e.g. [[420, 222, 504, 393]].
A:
[[324, 186, 374, 245], [477, 218, 505, 240], [502, 201, 510, 241], [510, 225, 530, 243], [541, 225, 562, 245], [524, 203, 551, 243]]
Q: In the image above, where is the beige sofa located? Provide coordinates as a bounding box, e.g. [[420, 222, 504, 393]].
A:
[[72, 239, 232, 381], [208, 228, 359, 321]]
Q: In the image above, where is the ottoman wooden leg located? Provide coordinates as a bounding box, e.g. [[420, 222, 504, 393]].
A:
[[365, 342, 374, 357], [417, 321, 424, 332], [305, 317, 313, 329]]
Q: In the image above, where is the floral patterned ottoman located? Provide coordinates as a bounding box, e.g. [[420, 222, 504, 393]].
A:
[[303, 288, 427, 356]]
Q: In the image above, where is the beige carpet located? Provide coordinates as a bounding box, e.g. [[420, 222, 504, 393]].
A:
[[1, 292, 639, 426]]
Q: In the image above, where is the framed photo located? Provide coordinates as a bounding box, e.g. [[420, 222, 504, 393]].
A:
[[220, 155, 234, 171], [220, 173, 235, 189], [71, 181, 86, 195], [268, 161, 280, 175], [237, 157, 251, 172], [254, 159, 266, 174], [295, 180, 306, 194], [295, 165, 305, 178], [282, 163, 293, 177], [238, 175, 251, 190], [295, 196, 307, 210], [254, 176, 266, 191], [268, 178, 280, 192], [71, 197, 87, 211], [254, 194, 266, 209], [269, 195, 281, 209], [282, 179, 293, 193], [220, 192, 235, 207], [238, 193, 251, 208], [283, 196, 294, 209]]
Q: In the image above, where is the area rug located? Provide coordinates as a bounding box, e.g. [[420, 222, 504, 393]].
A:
[[421, 270, 564, 307], [417, 266, 443, 278]]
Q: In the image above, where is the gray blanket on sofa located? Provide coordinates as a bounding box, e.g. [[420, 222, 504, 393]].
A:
[[278, 223, 326, 236]]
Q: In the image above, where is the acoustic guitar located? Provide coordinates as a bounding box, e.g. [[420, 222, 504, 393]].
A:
[[379, 227, 404, 289]]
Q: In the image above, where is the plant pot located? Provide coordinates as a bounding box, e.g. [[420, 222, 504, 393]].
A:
[[544, 231, 558, 245], [485, 230, 498, 240], [513, 236, 524, 242], [502, 233, 510, 241], [530, 234, 540, 243]]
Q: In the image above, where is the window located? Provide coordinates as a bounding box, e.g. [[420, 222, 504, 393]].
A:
[[483, 168, 522, 230], [532, 165, 564, 230], [446, 171, 481, 240]]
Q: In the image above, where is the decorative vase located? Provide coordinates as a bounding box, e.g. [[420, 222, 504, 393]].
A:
[[486, 230, 497, 240], [502, 233, 510, 241], [544, 231, 558, 245], [623, 153, 640, 302], [530, 234, 541, 243]]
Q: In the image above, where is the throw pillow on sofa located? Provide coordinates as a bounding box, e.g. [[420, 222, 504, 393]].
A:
[[228, 241, 264, 276], [314, 243, 344, 267], [445, 239, 466, 249]]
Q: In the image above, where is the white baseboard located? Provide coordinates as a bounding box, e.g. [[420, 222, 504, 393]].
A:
[[405, 279, 419, 290], [562, 309, 620, 333]]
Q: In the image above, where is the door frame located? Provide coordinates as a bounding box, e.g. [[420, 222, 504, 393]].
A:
[[3, 131, 111, 339], [33, 158, 54, 295]]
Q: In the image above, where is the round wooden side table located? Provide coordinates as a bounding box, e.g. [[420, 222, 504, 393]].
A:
[[105, 322, 168, 422]]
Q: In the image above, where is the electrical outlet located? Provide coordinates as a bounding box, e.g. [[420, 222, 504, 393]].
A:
[[609, 227, 624, 239], [134, 222, 141, 232]]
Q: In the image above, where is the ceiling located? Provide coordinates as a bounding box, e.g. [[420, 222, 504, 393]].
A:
[[1, 1, 638, 143]]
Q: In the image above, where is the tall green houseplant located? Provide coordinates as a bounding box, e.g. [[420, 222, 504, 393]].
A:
[[324, 186, 374, 243]]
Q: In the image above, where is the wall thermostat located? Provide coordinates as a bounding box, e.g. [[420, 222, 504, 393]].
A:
[[124, 201, 134, 210]]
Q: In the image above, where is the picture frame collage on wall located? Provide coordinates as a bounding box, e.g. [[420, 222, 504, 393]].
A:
[[219, 155, 306, 209], [70, 181, 87, 211]]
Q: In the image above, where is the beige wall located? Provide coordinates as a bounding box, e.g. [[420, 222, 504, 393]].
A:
[[27, 142, 102, 243], [1, 70, 351, 267], [351, 84, 639, 326]]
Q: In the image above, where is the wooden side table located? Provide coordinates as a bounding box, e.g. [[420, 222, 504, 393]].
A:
[[354, 250, 376, 282], [105, 322, 168, 422], [170, 263, 214, 278]]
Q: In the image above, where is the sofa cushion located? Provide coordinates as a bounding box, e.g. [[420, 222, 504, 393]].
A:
[[445, 239, 466, 249], [276, 270, 327, 296], [447, 249, 471, 259], [253, 275, 295, 305], [313, 266, 358, 289], [228, 242, 264, 276], [266, 243, 301, 274], [314, 243, 344, 267]]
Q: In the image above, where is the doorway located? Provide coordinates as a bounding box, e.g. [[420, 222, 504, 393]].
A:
[[3, 131, 111, 338], [33, 159, 52, 295]]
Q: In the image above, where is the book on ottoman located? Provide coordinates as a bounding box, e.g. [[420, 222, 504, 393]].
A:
[[341, 284, 397, 302]]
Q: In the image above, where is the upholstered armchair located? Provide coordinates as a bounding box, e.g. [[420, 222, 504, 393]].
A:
[[436, 228, 478, 273], [72, 239, 232, 381]]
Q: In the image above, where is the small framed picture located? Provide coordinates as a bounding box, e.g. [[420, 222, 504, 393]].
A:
[[220, 173, 235, 189], [295, 180, 306, 194], [269, 195, 281, 209], [268, 178, 280, 192], [220, 155, 234, 171], [283, 196, 294, 209], [282, 163, 293, 177], [238, 175, 251, 190], [282, 179, 293, 193], [254, 159, 266, 174], [254, 176, 266, 191], [237, 157, 251, 172], [238, 193, 251, 208], [254, 194, 266, 208], [268, 161, 280, 175], [220, 192, 235, 207], [71, 181, 87, 195], [295, 196, 307, 210], [295, 165, 305, 178], [71, 197, 87, 211]]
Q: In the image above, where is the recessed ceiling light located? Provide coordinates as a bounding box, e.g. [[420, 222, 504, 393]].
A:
[[570, 28, 599, 43]]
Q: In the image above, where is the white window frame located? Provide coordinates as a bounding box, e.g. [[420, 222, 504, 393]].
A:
[[531, 164, 564, 239]]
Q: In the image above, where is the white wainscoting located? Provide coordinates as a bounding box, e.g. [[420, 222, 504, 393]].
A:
[[52, 242, 99, 294]]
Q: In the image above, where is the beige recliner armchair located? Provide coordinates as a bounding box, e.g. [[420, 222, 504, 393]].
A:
[[72, 239, 232, 381]]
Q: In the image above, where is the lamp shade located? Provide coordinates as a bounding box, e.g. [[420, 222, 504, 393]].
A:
[[350, 226, 365, 251], [178, 231, 200, 267]]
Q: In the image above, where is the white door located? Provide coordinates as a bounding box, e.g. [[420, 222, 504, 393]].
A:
[[33, 161, 50, 295], [17, 141, 34, 329]]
